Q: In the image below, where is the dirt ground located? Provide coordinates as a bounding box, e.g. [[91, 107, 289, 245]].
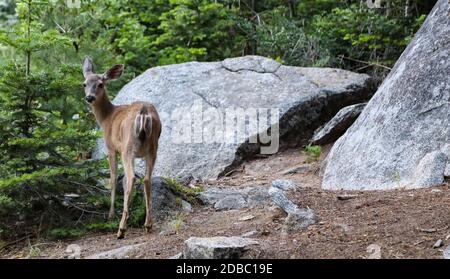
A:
[[1, 146, 450, 259]]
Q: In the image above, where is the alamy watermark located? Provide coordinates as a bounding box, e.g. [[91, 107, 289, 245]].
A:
[[170, 100, 280, 155]]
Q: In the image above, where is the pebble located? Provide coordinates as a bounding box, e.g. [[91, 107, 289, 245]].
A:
[[433, 239, 443, 249]]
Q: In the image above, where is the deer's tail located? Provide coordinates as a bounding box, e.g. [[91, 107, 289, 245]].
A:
[[134, 106, 152, 141]]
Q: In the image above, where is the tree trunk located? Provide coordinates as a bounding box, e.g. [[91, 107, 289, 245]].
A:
[[26, 0, 31, 76], [288, 0, 297, 18]]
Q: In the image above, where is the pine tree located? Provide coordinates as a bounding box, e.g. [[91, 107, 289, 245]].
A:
[[0, 0, 104, 238]]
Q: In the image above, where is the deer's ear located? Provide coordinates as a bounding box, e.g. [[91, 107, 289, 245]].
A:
[[103, 64, 124, 82], [82, 57, 94, 78]]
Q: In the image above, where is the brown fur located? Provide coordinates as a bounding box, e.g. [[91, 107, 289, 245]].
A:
[[82, 58, 161, 239]]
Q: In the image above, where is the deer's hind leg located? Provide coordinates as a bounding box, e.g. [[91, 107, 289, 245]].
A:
[[143, 154, 156, 233]]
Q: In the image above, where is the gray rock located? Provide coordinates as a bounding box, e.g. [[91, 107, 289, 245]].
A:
[[94, 56, 374, 180], [114, 176, 186, 221], [322, 0, 450, 190], [282, 210, 316, 234], [183, 237, 258, 259], [168, 253, 183, 259], [181, 200, 193, 213], [272, 179, 297, 190], [199, 186, 270, 210], [85, 244, 144, 259], [65, 244, 81, 259], [268, 187, 299, 214], [151, 177, 182, 220], [433, 239, 444, 249], [214, 195, 247, 210], [241, 230, 258, 238], [444, 245, 450, 259], [268, 187, 316, 232], [311, 103, 366, 145], [245, 187, 271, 207]]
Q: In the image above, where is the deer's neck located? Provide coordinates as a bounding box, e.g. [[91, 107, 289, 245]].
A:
[[92, 92, 115, 127]]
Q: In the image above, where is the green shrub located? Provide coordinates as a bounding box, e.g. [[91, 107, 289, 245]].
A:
[[47, 228, 85, 240], [304, 145, 322, 162], [164, 178, 203, 205]]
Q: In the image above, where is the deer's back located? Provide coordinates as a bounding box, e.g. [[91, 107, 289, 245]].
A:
[[103, 102, 161, 157]]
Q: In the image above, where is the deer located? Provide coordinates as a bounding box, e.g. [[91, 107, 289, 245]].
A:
[[82, 57, 161, 239]]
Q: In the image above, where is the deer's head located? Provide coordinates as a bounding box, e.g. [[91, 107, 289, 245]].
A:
[[82, 57, 124, 104]]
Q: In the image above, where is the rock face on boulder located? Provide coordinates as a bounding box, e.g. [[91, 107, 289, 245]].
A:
[[322, 0, 450, 190], [311, 103, 366, 145], [95, 56, 374, 180]]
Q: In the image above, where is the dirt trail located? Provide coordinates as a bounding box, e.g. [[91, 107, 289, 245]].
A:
[[2, 147, 450, 259]]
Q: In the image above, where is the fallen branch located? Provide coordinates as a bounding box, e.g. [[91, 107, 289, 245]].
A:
[[224, 165, 245, 177], [0, 233, 34, 252], [417, 225, 449, 233], [339, 55, 392, 70]]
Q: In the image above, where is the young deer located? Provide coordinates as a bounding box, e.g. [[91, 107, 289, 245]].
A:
[[82, 57, 161, 239]]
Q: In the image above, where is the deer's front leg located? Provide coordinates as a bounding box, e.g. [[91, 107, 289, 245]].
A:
[[117, 154, 135, 239], [108, 151, 117, 220], [143, 156, 155, 233]]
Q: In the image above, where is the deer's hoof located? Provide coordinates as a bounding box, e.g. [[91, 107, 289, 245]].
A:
[[117, 229, 126, 239]]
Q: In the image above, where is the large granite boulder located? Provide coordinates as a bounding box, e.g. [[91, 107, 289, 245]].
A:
[[322, 0, 450, 190], [95, 56, 374, 180]]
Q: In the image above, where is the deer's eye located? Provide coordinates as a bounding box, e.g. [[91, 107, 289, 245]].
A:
[[98, 83, 104, 89], [83, 83, 86, 88]]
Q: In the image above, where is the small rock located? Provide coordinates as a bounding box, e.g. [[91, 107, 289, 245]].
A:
[[241, 230, 258, 238], [282, 210, 316, 234], [168, 253, 183, 259], [85, 244, 144, 259], [311, 103, 366, 146], [181, 200, 193, 213], [239, 215, 255, 221], [65, 244, 81, 259], [268, 187, 316, 232], [272, 179, 297, 190], [431, 188, 443, 193], [367, 244, 382, 259], [433, 239, 444, 249], [444, 245, 450, 259], [183, 237, 258, 259], [335, 223, 353, 234]]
